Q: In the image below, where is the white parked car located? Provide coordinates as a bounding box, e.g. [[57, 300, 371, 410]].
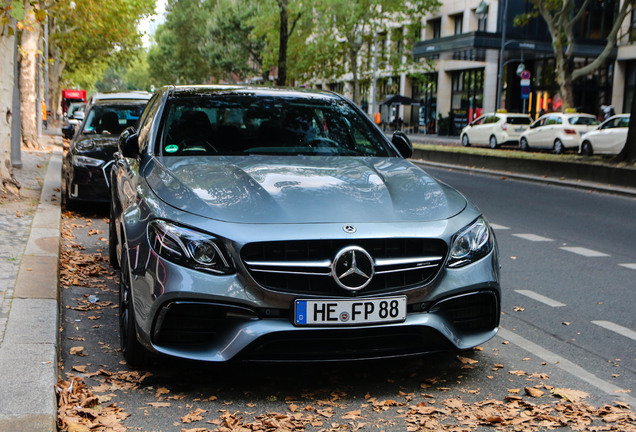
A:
[[460, 112, 532, 149], [579, 114, 630, 156], [519, 112, 599, 154]]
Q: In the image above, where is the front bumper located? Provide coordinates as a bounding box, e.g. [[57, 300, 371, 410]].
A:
[[128, 243, 501, 362], [149, 289, 499, 362], [67, 160, 114, 202]]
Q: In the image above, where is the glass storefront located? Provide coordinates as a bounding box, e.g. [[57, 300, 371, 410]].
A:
[[451, 69, 484, 135], [412, 74, 437, 134]]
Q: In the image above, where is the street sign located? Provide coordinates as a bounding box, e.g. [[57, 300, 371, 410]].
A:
[[521, 70, 531, 80], [521, 86, 530, 100], [520, 79, 531, 86]]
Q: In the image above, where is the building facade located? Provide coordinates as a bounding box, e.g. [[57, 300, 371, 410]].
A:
[[411, 0, 630, 135], [313, 1, 634, 136]]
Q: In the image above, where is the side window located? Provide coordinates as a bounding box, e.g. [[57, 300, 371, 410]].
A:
[[602, 118, 617, 129], [138, 94, 162, 152], [546, 116, 560, 125]]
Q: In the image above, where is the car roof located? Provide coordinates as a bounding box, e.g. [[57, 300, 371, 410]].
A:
[[163, 85, 344, 102], [562, 112, 596, 117], [91, 91, 152, 101], [91, 98, 150, 107]]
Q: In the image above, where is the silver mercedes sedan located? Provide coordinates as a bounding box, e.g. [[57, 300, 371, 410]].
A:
[[109, 85, 500, 366]]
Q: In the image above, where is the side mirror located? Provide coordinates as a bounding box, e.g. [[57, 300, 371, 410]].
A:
[[118, 126, 140, 158], [391, 131, 413, 159], [62, 124, 75, 140]]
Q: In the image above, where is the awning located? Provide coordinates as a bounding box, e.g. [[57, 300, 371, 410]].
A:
[[381, 95, 420, 105]]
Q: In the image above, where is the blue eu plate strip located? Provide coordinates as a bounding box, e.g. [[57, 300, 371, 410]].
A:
[[295, 300, 307, 324]]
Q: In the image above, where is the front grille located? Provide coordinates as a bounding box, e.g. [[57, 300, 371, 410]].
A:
[[240, 326, 452, 361], [241, 238, 447, 296], [431, 291, 499, 333]]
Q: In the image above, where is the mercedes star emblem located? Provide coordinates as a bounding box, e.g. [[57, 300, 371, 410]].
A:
[[343, 225, 356, 234], [332, 246, 374, 291]]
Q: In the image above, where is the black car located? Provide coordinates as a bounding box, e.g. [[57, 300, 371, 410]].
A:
[[63, 95, 150, 206]]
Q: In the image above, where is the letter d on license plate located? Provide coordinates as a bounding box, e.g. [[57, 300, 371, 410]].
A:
[[294, 296, 406, 326]]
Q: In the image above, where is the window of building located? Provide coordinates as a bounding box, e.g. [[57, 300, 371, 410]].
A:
[[378, 32, 387, 67], [412, 74, 438, 133], [428, 18, 441, 39], [578, 0, 616, 39], [453, 13, 464, 35], [451, 69, 484, 135]]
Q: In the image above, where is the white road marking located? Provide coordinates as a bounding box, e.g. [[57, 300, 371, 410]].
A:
[[489, 223, 510, 230], [618, 263, 636, 270], [515, 290, 566, 307], [591, 321, 636, 342], [560, 247, 609, 257], [498, 328, 636, 406], [513, 233, 553, 242]]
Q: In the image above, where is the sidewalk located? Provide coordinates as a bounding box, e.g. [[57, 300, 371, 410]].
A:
[[0, 130, 63, 432]]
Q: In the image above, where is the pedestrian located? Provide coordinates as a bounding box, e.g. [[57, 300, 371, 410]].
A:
[[41, 100, 47, 129]]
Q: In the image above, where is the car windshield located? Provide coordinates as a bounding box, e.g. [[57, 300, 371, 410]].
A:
[[568, 116, 599, 126], [157, 95, 391, 157], [82, 104, 144, 136]]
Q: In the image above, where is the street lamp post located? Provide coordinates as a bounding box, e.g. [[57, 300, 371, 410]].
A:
[[496, 0, 508, 111]]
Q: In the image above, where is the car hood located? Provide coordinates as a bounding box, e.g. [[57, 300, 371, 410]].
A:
[[145, 156, 467, 223], [72, 134, 119, 160]]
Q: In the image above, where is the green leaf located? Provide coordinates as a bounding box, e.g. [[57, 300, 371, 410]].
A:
[[9, 1, 26, 21]]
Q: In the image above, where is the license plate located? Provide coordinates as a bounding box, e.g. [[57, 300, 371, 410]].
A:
[[515, 127, 525, 132], [294, 296, 406, 326]]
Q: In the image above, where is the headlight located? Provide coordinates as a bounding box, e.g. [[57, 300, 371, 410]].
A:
[[73, 155, 104, 167], [448, 217, 493, 268], [148, 220, 234, 275]]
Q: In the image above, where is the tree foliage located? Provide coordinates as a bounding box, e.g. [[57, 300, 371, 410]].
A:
[[515, 0, 635, 110], [147, 0, 212, 85], [305, 0, 439, 103], [45, 0, 154, 119], [205, 0, 266, 83]]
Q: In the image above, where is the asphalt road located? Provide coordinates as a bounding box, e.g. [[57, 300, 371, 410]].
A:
[[58, 168, 636, 431]]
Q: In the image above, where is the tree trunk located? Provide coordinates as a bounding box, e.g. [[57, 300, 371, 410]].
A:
[[49, 50, 65, 127], [18, 1, 41, 149], [276, 0, 288, 87], [0, 26, 21, 196]]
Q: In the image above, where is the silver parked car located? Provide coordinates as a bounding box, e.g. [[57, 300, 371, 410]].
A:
[[110, 86, 501, 365]]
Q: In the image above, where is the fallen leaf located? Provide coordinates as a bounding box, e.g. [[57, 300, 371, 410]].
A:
[[147, 402, 171, 408], [551, 388, 589, 402], [70, 346, 86, 356], [181, 408, 207, 423], [524, 387, 544, 398]]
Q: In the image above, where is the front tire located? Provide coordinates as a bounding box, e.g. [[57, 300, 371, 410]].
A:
[[461, 134, 470, 147], [554, 139, 565, 154], [119, 250, 150, 367], [581, 141, 593, 156], [489, 135, 498, 149], [520, 137, 530, 151]]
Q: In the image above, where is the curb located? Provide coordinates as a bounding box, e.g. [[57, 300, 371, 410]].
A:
[[0, 148, 62, 432]]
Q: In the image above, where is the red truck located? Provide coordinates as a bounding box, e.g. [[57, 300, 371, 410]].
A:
[[61, 89, 87, 113]]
